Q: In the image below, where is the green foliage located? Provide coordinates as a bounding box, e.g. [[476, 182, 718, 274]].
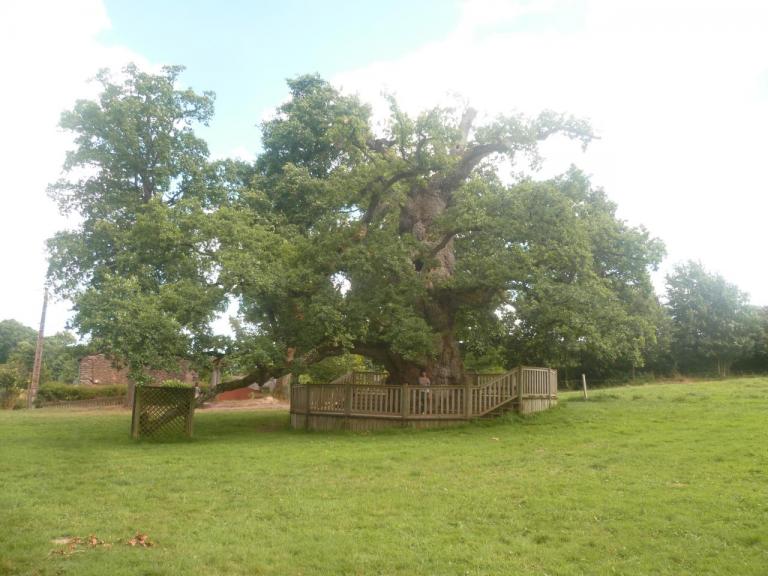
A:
[[302, 353, 368, 383], [0, 319, 36, 363], [47, 67, 666, 383], [39, 331, 81, 383], [456, 168, 665, 372], [0, 365, 22, 389], [221, 74, 615, 381], [157, 378, 193, 388], [666, 261, 755, 375], [733, 306, 768, 373], [49, 64, 214, 217], [0, 323, 84, 384], [35, 384, 126, 402], [0, 364, 24, 409], [462, 348, 507, 373], [6, 339, 34, 383], [47, 64, 226, 380]]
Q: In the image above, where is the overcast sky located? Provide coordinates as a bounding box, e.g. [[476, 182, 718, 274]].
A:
[[1, 0, 767, 336]]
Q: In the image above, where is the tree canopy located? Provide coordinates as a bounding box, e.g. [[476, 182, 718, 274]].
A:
[[47, 65, 230, 382], [47, 65, 670, 385], [0, 319, 81, 385], [665, 261, 756, 376], [0, 319, 36, 364]]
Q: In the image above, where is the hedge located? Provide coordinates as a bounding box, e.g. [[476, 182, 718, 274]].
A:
[[36, 384, 127, 402]]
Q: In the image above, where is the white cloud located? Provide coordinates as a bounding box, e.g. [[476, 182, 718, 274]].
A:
[[0, 0, 152, 334], [333, 0, 768, 303], [2, 0, 767, 343]]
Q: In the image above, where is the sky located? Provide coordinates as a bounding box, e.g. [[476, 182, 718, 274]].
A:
[[1, 0, 767, 336]]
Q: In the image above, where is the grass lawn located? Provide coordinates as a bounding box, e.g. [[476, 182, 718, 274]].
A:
[[1, 378, 767, 575]]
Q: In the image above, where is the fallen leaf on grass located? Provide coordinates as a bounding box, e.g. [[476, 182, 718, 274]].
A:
[[49, 547, 85, 557], [127, 532, 154, 547], [49, 535, 111, 557]]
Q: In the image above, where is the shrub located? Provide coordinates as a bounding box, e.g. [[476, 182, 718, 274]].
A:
[[157, 379, 192, 388], [0, 365, 23, 409], [36, 384, 127, 403]]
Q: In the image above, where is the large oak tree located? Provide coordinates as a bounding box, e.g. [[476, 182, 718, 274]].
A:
[[48, 67, 664, 386]]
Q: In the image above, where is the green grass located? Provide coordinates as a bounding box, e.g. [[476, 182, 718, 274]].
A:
[[1, 378, 767, 575]]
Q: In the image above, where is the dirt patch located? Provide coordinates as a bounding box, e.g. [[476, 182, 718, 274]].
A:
[[35, 395, 290, 414], [201, 396, 289, 412]]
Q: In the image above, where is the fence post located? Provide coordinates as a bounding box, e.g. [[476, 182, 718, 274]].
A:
[[186, 389, 195, 437], [130, 386, 141, 439], [464, 379, 472, 419], [581, 373, 588, 400], [550, 369, 558, 406], [304, 384, 311, 430], [517, 366, 524, 407], [126, 381, 135, 409], [401, 384, 409, 421], [345, 382, 352, 427]]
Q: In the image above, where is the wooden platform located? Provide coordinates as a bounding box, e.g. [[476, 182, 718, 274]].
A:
[[290, 367, 557, 431]]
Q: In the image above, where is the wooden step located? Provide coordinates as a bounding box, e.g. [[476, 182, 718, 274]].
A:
[[480, 399, 518, 418]]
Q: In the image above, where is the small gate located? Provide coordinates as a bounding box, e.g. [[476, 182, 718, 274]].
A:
[[131, 385, 195, 439]]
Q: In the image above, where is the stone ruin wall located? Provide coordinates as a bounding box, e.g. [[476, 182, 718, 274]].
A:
[[78, 354, 197, 386]]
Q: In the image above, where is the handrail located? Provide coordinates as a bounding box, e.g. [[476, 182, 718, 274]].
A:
[[290, 366, 556, 423], [328, 371, 388, 386], [328, 372, 354, 386], [471, 370, 518, 416]]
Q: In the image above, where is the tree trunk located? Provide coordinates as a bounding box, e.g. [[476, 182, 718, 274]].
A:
[[428, 330, 464, 385], [385, 335, 464, 386], [395, 184, 465, 385]]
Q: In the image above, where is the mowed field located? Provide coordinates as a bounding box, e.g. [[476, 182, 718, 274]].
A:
[[1, 378, 767, 576]]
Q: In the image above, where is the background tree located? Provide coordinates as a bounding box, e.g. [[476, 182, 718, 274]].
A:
[[0, 320, 84, 384], [47, 65, 227, 384], [500, 170, 665, 376], [0, 319, 36, 364], [666, 261, 754, 376], [732, 306, 768, 373], [0, 364, 24, 409]]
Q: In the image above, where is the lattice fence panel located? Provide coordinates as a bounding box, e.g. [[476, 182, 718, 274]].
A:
[[131, 386, 195, 439]]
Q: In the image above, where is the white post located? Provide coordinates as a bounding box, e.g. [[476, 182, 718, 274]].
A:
[[581, 373, 588, 400]]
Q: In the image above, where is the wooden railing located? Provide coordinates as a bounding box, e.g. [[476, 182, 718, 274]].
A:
[[464, 372, 506, 387], [472, 370, 518, 414], [291, 366, 557, 429], [37, 396, 128, 409], [329, 371, 389, 386]]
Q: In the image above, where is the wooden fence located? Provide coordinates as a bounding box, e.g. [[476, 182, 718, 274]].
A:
[[291, 366, 557, 431], [329, 371, 390, 386], [37, 396, 128, 409], [131, 386, 195, 439]]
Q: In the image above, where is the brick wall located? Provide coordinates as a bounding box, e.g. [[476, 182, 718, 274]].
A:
[[78, 354, 197, 386]]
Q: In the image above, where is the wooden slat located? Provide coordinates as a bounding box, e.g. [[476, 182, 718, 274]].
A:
[[290, 366, 558, 428]]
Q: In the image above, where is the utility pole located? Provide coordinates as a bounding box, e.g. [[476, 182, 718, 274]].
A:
[[28, 288, 48, 408]]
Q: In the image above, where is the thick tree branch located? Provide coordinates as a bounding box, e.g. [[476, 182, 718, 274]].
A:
[[455, 108, 477, 152], [361, 169, 420, 225], [427, 231, 459, 258], [434, 143, 508, 198], [203, 341, 347, 401]]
